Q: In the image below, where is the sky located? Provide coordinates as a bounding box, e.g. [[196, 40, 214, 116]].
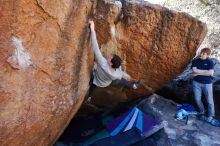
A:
[[144, 0, 167, 5]]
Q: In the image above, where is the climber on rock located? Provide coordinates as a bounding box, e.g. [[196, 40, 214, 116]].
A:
[[86, 20, 141, 103]]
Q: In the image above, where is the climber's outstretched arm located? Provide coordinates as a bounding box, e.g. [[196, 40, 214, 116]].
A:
[[89, 20, 106, 66]]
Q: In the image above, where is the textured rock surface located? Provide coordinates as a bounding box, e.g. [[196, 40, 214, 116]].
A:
[[165, 0, 220, 59], [93, 0, 207, 97], [137, 94, 220, 146], [0, 0, 94, 145], [0, 0, 207, 145]]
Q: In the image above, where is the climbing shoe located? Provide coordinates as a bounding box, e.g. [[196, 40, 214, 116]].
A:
[[134, 80, 141, 88]]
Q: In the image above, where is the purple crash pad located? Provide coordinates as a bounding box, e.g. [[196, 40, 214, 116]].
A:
[[106, 107, 163, 137]]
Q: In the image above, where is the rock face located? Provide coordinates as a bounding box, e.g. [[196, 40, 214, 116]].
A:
[[164, 0, 220, 59], [137, 94, 220, 146], [0, 0, 94, 146], [0, 0, 207, 145], [93, 1, 207, 96]]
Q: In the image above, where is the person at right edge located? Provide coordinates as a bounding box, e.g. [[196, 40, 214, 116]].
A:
[[191, 48, 219, 127]]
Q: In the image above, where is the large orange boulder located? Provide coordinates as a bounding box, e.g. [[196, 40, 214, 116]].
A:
[[93, 1, 207, 96], [0, 0, 93, 145], [0, 0, 206, 145]]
